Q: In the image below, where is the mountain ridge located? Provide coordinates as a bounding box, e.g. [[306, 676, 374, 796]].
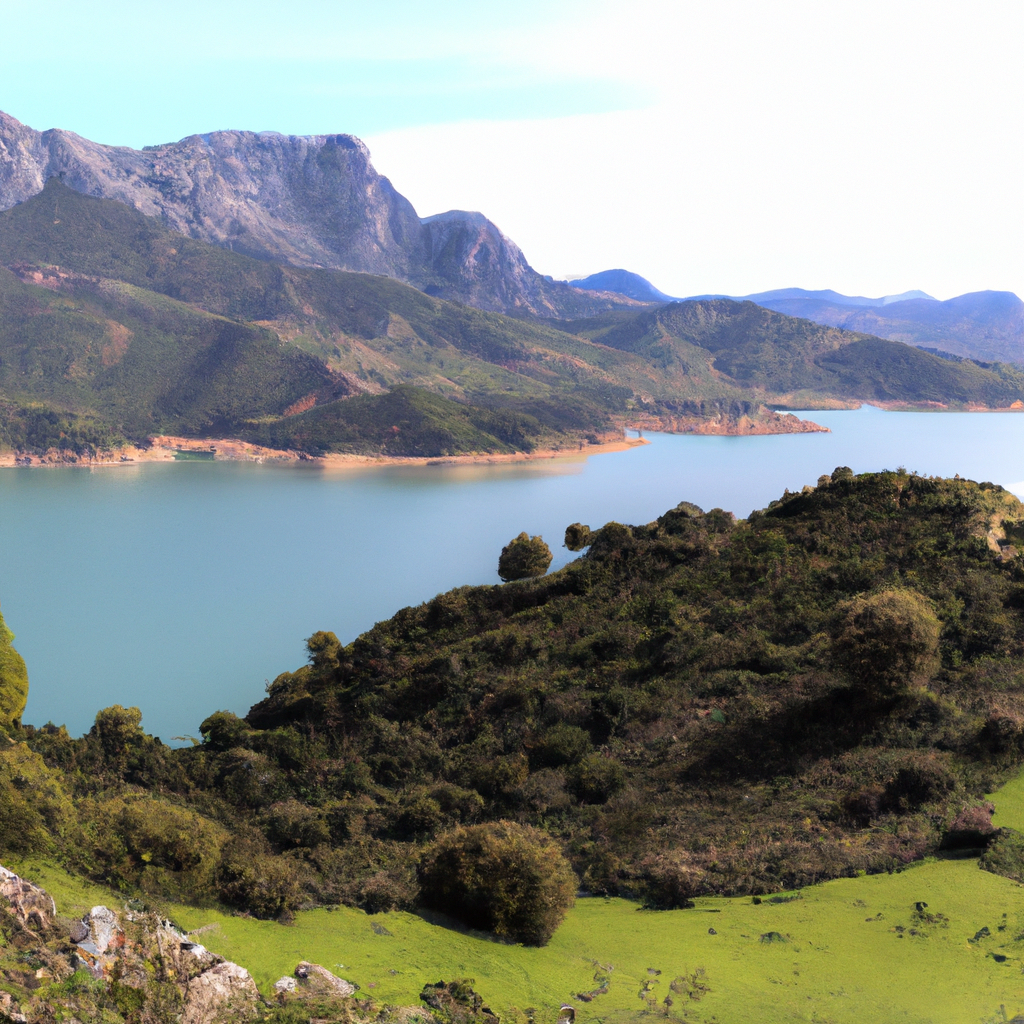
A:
[[0, 110, 638, 319], [573, 269, 1024, 364], [3, 181, 1024, 461]]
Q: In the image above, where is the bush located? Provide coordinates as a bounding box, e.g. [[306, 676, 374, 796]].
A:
[[567, 754, 625, 803], [91, 705, 145, 764], [419, 821, 576, 945], [0, 743, 74, 854], [497, 533, 552, 582], [831, 589, 941, 695], [83, 794, 228, 901], [531, 723, 593, 768], [634, 851, 707, 909], [980, 828, 1024, 882], [217, 834, 304, 919], [0, 607, 28, 731], [564, 523, 592, 551], [199, 710, 251, 751]]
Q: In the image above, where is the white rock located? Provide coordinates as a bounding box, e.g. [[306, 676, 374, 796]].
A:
[[182, 960, 259, 1024]]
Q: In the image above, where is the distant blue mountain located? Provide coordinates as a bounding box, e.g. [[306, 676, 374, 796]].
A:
[[571, 269, 678, 303], [739, 290, 1024, 365], [573, 270, 1023, 365], [740, 287, 935, 307]]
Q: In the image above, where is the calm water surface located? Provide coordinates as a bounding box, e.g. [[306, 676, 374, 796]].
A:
[[3, 404, 1024, 740]]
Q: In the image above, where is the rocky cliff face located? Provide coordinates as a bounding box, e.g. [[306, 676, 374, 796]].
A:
[[0, 111, 639, 318]]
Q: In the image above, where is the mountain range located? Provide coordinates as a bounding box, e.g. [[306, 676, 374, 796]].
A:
[[4, 181, 1024, 461], [573, 274, 1024, 365], [0, 111, 637, 320], [3, 112, 1024, 459], [5, 109, 1020, 367]]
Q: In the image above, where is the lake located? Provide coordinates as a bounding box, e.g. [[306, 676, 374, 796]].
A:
[[3, 404, 1024, 741]]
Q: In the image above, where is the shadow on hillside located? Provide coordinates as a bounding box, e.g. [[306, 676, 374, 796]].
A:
[[682, 684, 891, 783], [410, 907, 519, 945]]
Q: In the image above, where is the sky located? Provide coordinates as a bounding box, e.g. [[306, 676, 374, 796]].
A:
[[1, 0, 1021, 300]]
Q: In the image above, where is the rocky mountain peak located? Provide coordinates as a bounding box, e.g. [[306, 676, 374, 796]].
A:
[[0, 110, 640, 318]]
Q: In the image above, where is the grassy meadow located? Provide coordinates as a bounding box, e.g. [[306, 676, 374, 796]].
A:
[[13, 846, 1024, 1023]]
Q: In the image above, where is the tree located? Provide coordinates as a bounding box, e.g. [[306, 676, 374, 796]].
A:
[[92, 705, 145, 761], [831, 589, 941, 696], [564, 523, 592, 551], [0, 606, 28, 731], [497, 533, 552, 582], [418, 821, 577, 945]]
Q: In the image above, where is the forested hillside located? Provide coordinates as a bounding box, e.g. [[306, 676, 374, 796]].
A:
[[5, 471, 1024, 939], [3, 182, 1024, 461]]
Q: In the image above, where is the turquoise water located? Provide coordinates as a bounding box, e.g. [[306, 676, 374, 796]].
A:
[[2, 404, 1024, 741]]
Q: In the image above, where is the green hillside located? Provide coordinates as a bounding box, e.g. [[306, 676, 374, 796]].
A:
[[572, 300, 1024, 407], [6, 471, 1024, 924], [2, 181, 1024, 459], [10, 853, 1024, 1024], [5, 472, 1024, 1020]]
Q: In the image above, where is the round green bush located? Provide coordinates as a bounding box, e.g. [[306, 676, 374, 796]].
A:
[[497, 533, 553, 582], [419, 821, 576, 945], [831, 589, 941, 695]]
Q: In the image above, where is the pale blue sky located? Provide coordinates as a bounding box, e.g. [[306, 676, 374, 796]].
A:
[[2, 1, 1022, 300], [1, 1, 643, 145]]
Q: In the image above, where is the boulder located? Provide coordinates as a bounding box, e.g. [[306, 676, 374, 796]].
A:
[[0, 864, 56, 933], [71, 905, 126, 978], [182, 960, 259, 1024], [0, 990, 27, 1022], [293, 960, 357, 997], [77, 905, 125, 955]]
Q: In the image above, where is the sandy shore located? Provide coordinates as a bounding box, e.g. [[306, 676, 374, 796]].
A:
[[318, 435, 649, 469], [0, 434, 650, 469]]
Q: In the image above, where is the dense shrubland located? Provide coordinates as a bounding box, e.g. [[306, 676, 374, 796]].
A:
[[4, 470, 1024, 944]]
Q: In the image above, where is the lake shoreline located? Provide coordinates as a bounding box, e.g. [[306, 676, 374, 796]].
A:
[[0, 434, 652, 470]]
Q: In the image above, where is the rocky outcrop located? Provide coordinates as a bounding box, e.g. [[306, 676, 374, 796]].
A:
[[0, 866, 55, 934], [183, 960, 259, 1024], [0, 866, 259, 1023], [0, 110, 641, 318]]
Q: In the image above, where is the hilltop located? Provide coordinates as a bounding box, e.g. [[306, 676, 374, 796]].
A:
[[4, 470, 1024, 926], [4, 473, 1024, 1020], [577, 272, 1024, 366], [748, 288, 1024, 365]]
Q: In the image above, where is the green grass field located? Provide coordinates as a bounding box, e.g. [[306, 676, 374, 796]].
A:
[[11, 852, 1024, 1024], [12, 770, 1024, 1023]]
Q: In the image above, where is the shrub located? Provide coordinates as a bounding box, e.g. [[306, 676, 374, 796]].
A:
[[531, 723, 593, 768], [419, 821, 577, 945], [217, 835, 304, 919], [91, 705, 145, 764], [497, 533, 552, 582], [83, 794, 228, 901], [260, 799, 331, 849], [567, 754, 625, 803], [0, 743, 75, 854], [831, 589, 941, 695], [564, 523, 592, 551], [199, 710, 252, 751], [634, 851, 707, 909], [980, 828, 1024, 883], [0, 607, 29, 731]]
